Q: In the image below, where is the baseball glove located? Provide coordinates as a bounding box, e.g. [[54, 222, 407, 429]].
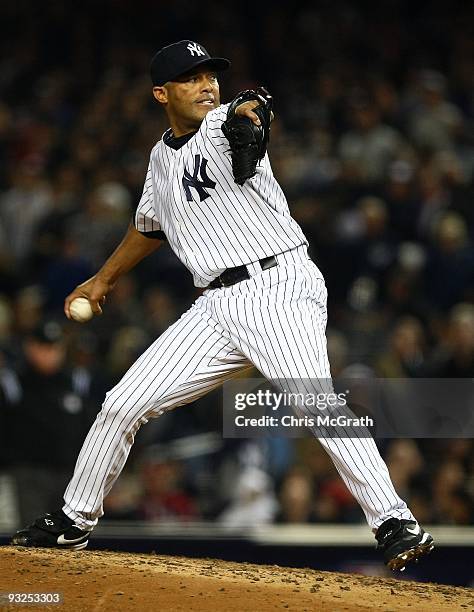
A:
[[221, 87, 273, 185]]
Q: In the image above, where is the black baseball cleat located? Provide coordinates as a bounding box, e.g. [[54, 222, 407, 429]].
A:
[[375, 518, 434, 571], [11, 510, 90, 550]]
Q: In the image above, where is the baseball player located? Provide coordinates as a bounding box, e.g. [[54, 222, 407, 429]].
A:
[[12, 40, 433, 571]]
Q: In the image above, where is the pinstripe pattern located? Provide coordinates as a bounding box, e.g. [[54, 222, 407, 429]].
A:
[[63, 247, 414, 530]]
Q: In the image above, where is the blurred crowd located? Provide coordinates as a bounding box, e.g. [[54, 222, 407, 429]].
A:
[[0, 0, 473, 528]]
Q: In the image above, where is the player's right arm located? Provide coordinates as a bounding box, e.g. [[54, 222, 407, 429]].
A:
[[64, 223, 164, 319]]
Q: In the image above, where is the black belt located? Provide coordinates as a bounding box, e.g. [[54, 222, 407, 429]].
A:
[[207, 255, 277, 289]]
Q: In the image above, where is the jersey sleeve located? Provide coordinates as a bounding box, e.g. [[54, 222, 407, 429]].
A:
[[133, 158, 167, 240]]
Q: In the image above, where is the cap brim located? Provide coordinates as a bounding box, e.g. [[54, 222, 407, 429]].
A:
[[201, 57, 231, 72]]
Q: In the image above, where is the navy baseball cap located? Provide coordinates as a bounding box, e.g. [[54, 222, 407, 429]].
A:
[[150, 40, 230, 86]]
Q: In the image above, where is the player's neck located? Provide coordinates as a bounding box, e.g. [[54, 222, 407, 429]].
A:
[[168, 116, 202, 138]]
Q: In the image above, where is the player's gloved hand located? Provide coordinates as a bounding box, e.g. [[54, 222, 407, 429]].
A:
[[222, 87, 273, 185], [64, 274, 113, 319]]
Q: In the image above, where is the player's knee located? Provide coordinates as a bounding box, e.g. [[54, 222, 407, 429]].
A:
[[99, 389, 143, 422], [99, 382, 182, 425]]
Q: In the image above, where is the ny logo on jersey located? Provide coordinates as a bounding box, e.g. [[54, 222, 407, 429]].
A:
[[187, 42, 205, 57], [182, 154, 216, 202]]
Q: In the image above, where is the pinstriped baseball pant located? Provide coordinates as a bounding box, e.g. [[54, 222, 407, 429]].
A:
[[63, 246, 414, 530]]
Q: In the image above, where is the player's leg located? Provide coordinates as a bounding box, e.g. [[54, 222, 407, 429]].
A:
[[211, 251, 433, 568], [12, 297, 251, 545], [210, 250, 415, 529]]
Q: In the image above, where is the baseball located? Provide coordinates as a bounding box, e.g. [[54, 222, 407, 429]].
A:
[[69, 297, 94, 323]]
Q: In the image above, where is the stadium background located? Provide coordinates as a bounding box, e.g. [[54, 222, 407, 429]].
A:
[[0, 0, 473, 586]]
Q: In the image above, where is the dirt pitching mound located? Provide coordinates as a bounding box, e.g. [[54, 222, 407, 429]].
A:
[[0, 546, 472, 611]]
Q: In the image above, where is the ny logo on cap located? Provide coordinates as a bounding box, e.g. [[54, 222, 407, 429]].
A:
[[187, 42, 205, 57]]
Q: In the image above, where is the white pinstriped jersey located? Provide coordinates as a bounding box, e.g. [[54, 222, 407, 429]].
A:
[[134, 103, 308, 287]]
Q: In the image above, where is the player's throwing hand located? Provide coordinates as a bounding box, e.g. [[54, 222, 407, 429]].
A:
[[64, 275, 110, 319]]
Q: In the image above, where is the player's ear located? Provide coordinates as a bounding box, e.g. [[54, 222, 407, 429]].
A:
[[153, 86, 168, 104]]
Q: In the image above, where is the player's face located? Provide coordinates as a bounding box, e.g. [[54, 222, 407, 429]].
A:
[[153, 69, 221, 135]]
